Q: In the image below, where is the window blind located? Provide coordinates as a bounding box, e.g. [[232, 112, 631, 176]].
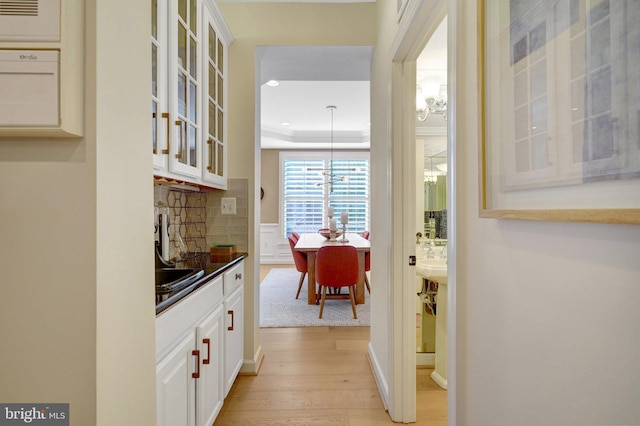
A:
[[282, 155, 369, 237]]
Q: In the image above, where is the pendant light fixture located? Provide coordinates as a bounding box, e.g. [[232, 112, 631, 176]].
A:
[[317, 105, 349, 193]]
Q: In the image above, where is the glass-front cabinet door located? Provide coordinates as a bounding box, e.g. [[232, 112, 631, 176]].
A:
[[151, 0, 168, 170], [152, 0, 232, 188], [169, 0, 201, 179], [202, 3, 230, 188]]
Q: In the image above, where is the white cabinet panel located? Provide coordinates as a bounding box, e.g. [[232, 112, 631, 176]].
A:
[[152, 0, 232, 189], [156, 331, 197, 426], [224, 285, 244, 396], [196, 306, 224, 426]]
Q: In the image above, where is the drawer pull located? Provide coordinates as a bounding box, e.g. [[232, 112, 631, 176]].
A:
[[203, 338, 211, 365], [235, 273, 242, 280], [227, 310, 234, 331], [192, 350, 200, 378]]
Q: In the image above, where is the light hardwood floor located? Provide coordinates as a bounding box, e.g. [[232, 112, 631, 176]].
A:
[[212, 266, 447, 425]]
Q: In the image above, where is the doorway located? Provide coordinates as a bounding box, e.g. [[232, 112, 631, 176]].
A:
[[389, 0, 455, 423], [255, 46, 373, 327], [415, 17, 448, 385]]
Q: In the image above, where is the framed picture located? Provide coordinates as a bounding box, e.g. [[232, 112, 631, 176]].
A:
[[479, 0, 640, 224]]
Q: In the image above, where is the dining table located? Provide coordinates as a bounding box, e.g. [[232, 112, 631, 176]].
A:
[[294, 232, 371, 305]]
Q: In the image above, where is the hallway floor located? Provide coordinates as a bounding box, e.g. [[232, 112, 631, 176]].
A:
[[213, 265, 447, 425]]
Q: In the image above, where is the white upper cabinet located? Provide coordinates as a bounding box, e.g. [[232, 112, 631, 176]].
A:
[[151, 0, 169, 169], [201, 3, 231, 188], [152, 0, 232, 188]]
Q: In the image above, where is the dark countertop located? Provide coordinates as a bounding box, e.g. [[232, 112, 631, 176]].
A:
[[155, 252, 247, 316]]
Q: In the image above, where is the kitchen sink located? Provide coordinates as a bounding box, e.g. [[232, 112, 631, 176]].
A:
[[155, 268, 205, 294]]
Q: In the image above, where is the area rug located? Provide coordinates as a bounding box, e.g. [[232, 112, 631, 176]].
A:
[[260, 268, 370, 327]]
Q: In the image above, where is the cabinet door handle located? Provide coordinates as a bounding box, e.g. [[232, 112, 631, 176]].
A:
[[161, 112, 170, 154], [227, 310, 234, 331], [175, 119, 183, 159], [207, 138, 214, 172], [152, 112, 157, 154], [235, 273, 242, 280], [203, 338, 210, 365], [192, 350, 200, 378]]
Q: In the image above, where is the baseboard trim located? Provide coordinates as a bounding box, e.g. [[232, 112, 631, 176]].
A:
[[430, 369, 447, 390], [416, 352, 435, 366], [239, 345, 264, 376], [367, 342, 389, 411]]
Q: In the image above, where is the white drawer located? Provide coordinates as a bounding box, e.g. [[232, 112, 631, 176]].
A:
[[224, 261, 244, 296], [155, 275, 223, 360]]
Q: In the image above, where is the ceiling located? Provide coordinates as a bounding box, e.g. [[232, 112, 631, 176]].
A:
[[258, 16, 448, 162], [259, 46, 373, 150]]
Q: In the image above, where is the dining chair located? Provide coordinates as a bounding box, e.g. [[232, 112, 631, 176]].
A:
[[287, 235, 308, 299], [291, 232, 300, 243], [315, 245, 359, 319], [361, 231, 371, 293]]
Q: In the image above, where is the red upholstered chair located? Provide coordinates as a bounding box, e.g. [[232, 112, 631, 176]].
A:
[[288, 235, 308, 299], [315, 245, 359, 319], [291, 232, 300, 243], [361, 231, 371, 293]]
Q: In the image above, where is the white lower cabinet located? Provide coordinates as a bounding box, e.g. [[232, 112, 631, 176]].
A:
[[196, 306, 224, 426], [223, 262, 244, 395], [156, 259, 244, 426], [156, 331, 197, 426]]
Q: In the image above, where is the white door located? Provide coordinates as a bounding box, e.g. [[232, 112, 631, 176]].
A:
[[196, 305, 224, 426], [156, 332, 197, 426], [224, 287, 244, 396]]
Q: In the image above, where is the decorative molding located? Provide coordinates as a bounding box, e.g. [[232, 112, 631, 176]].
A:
[[416, 125, 447, 137], [416, 352, 435, 366], [259, 223, 293, 264], [262, 124, 370, 145]]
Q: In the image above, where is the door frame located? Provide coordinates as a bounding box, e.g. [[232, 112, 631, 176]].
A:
[[389, 0, 456, 423]]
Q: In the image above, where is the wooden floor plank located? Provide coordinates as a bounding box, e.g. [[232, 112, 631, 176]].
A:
[[216, 267, 447, 425], [214, 326, 447, 425], [231, 374, 378, 392]]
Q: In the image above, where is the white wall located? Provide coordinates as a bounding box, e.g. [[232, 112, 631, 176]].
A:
[[454, 1, 640, 424], [93, 1, 157, 424], [369, 0, 397, 412], [0, 1, 156, 424]]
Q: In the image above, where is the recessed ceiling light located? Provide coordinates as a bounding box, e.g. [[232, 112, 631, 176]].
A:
[[280, 122, 291, 126], [266, 80, 279, 87]]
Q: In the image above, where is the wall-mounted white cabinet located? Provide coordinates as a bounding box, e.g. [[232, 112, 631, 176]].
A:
[[152, 0, 232, 189], [0, 0, 83, 137]]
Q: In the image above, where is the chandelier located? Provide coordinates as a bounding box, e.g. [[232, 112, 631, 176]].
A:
[[424, 156, 445, 185], [316, 105, 350, 193], [416, 83, 447, 121]]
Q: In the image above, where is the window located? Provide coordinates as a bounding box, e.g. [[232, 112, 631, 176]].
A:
[[280, 152, 370, 237]]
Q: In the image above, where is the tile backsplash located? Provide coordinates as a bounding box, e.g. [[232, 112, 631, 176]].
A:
[[206, 179, 249, 252], [154, 179, 249, 261]]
